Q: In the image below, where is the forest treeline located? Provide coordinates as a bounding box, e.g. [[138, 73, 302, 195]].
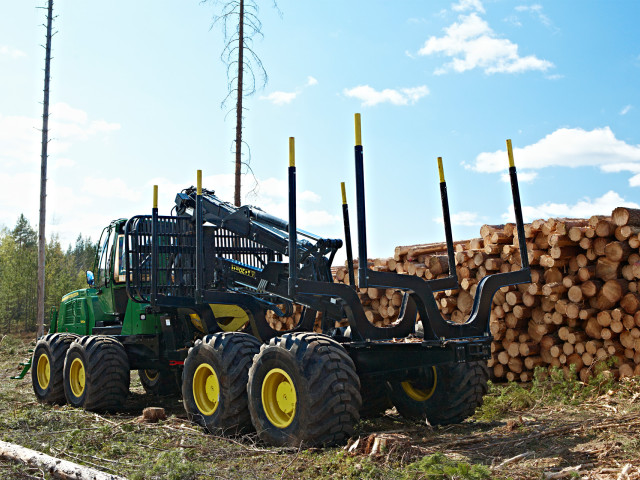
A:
[[0, 214, 96, 333]]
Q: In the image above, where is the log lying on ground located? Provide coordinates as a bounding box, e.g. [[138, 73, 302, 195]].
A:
[[0, 440, 127, 480]]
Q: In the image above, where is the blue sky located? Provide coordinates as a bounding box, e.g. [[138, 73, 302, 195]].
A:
[[1, 0, 640, 262]]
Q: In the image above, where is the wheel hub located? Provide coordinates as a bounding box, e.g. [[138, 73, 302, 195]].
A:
[[69, 358, 85, 398], [401, 366, 437, 402], [193, 363, 220, 416], [262, 368, 297, 428], [37, 354, 50, 390]]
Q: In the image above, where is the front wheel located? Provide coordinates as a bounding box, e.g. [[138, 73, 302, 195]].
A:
[[389, 361, 489, 425], [247, 333, 361, 447], [182, 332, 261, 434], [63, 336, 130, 412], [32, 333, 78, 404]]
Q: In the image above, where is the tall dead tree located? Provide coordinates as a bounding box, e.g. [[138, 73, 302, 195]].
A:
[[36, 0, 54, 338], [206, 0, 274, 206]]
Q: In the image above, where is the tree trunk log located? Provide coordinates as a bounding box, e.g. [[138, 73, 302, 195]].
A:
[[0, 440, 126, 480]]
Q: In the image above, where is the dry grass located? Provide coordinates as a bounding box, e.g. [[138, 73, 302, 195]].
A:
[[1, 333, 640, 479]]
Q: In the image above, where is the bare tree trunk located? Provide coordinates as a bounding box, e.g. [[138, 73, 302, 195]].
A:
[[37, 0, 53, 338], [234, 0, 244, 207]]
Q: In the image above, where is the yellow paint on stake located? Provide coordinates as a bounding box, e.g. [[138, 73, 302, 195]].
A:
[[341, 182, 347, 205], [197, 169, 202, 195], [354, 113, 362, 146], [289, 137, 295, 167], [153, 185, 158, 209], [506, 139, 515, 168], [437, 157, 445, 183]]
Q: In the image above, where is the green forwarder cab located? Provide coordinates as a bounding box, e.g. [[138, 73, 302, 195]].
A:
[[54, 219, 163, 338], [34, 218, 249, 406]]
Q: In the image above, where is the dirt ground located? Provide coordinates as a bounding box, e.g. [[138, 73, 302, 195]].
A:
[[1, 333, 639, 480]]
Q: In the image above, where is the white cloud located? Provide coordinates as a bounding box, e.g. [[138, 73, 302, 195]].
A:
[[504, 191, 640, 223], [261, 76, 318, 106], [53, 157, 76, 169], [515, 4, 553, 28], [82, 177, 142, 202], [418, 12, 553, 75], [452, 0, 485, 14], [51, 102, 88, 124], [621, 105, 632, 115], [470, 127, 640, 187], [0, 45, 25, 58], [0, 104, 120, 167], [434, 211, 487, 226], [151, 174, 338, 230], [261, 91, 297, 105], [500, 170, 538, 183], [343, 85, 429, 107]]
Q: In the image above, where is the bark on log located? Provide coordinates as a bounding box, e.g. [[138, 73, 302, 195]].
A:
[[0, 440, 126, 480], [612, 207, 640, 227]]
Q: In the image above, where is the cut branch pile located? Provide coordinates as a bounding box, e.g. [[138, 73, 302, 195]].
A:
[[332, 207, 640, 382]]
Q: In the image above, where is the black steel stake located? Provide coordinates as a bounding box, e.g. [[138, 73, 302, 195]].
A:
[[354, 114, 368, 288], [151, 186, 158, 307], [195, 170, 204, 303], [438, 157, 456, 278], [341, 182, 356, 289], [288, 138, 297, 296], [506, 140, 529, 269]]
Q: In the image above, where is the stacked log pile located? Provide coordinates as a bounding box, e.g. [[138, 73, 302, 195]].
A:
[[331, 207, 640, 382]]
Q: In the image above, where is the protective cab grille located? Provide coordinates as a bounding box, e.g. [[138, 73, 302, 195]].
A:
[[124, 215, 281, 304]]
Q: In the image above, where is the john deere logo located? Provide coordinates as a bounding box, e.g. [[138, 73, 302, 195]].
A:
[[231, 265, 256, 278]]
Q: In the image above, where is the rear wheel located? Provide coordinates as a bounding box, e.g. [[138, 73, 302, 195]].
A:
[[64, 336, 130, 412], [32, 333, 78, 404], [182, 332, 261, 434], [389, 361, 489, 425], [138, 369, 180, 396], [247, 333, 361, 447], [359, 380, 392, 419]]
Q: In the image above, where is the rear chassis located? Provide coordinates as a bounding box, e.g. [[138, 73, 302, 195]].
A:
[[123, 125, 530, 387]]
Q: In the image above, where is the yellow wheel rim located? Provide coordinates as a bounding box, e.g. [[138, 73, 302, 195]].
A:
[[144, 370, 159, 382], [69, 358, 86, 398], [36, 354, 50, 390], [262, 368, 297, 428], [401, 367, 438, 402], [193, 364, 220, 416]]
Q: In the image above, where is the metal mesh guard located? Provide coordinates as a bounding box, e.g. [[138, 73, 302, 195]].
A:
[[125, 215, 196, 303]]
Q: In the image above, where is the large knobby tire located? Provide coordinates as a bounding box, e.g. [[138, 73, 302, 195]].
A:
[[183, 332, 261, 434], [247, 333, 362, 447], [359, 380, 392, 419], [32, 333, 78, 404], [389, 361, 489, 425], [138, 369, 180, 396], [63, 336, 130, 412]]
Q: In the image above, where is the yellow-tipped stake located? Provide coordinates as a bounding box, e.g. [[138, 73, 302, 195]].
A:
[[289, 137, 295, 167], [153, 185, 158, 209], [197, 170, 202, 195], [437, 157, 445, 183], [354, 113, 362, 146], [506, 139, 515, 168], [341, 182, 347, 205]]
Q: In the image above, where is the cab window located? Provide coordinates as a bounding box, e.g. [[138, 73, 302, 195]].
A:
[[96, 228, 111, 286], [113, 235, 127, 284]]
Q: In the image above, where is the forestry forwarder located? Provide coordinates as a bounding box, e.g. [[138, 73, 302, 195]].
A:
[[30, 115, 531, 447]]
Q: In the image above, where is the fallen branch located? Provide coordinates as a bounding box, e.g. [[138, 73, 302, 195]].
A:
[[543, 463, 594, 479], [494, 451, 534, 469], [0, 440, 126, 480]]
